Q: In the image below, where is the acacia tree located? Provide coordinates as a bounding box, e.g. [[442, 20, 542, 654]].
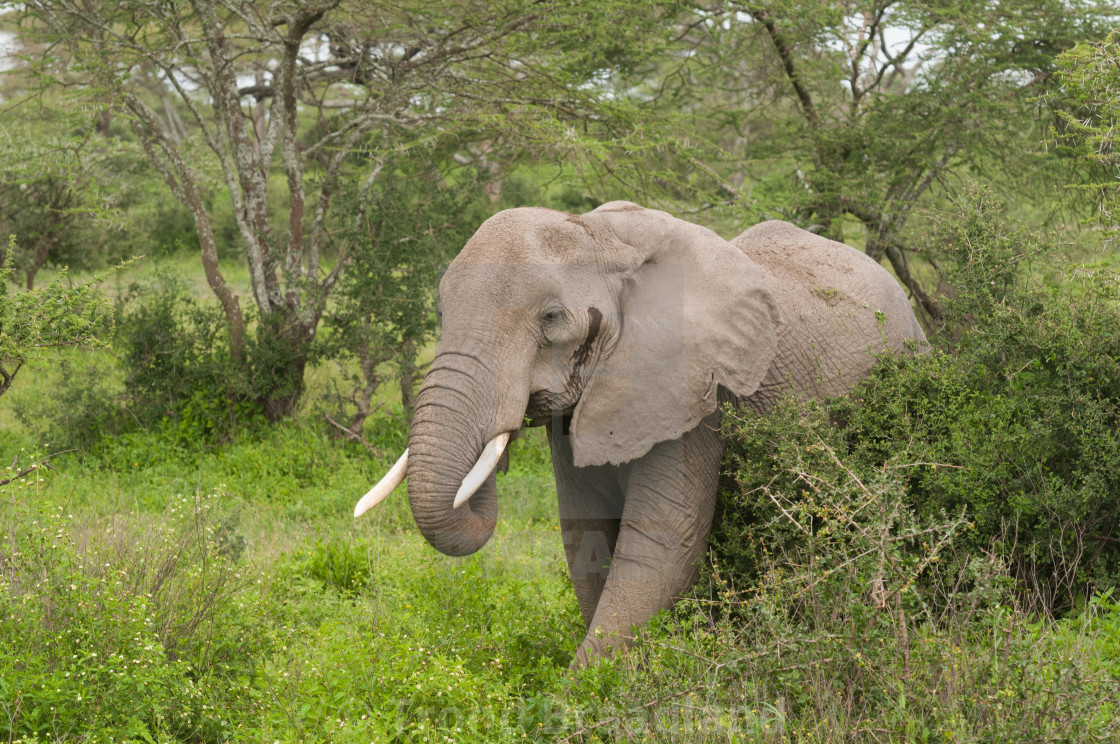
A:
[[661, 0, 1110, 323], [1054, 31, 1120, 242], [318, 150, 486, 434], [10, 0, 679, 418], [0, 174, 76, 290], [0, 108, 143, 289], [0, 236, 114, 398]]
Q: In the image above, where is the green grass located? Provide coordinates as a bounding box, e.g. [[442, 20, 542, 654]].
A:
[[1, 345, 590, 742], [1, 409, 581, 743]]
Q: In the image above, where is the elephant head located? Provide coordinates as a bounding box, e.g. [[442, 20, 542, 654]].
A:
[[355, 201, 781, 559]]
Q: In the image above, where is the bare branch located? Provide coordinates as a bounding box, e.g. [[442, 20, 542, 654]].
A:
[[745, 4, 818, 126], [876, 25, 928, 93], [0, 450, 74, 487], [324, 414, 385, 464], [686, 155, 740, 201], [0, 359, 25, 398], [123, 92, 247, 361], [849, 2, 894, 105]]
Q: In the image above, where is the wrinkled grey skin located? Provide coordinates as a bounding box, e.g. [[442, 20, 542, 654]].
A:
[[406, 201, 927, 666]]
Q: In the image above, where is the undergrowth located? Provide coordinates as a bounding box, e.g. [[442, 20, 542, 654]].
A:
[[582, 441, 1120, 742]]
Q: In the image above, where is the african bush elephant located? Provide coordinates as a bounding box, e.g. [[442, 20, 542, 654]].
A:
[[355, 201, 927, 666]]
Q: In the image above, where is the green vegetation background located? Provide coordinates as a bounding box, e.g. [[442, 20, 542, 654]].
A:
[[6, 190, 1120, 743], [4, 11, 1120, 744]]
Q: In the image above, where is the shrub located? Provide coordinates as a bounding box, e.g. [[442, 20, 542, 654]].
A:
[[318, 155, 487, 432], [714, 187, 1120, 614], [0, 476, 267, 743], [116, 269, 264, 443], [21, 269, 309, 451], [11, 356, 131, 452], [296, 538, 374, 594], [568, 438, 1120, 742], [0, 234, 115, 400]]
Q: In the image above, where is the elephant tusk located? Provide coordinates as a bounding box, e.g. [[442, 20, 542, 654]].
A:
[[354, 448, 409, 518], [453, 432, 510, 509]]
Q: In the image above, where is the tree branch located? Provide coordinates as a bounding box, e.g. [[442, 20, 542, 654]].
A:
[[746, 5, 818, 126], [324, 413, 384, 464], [123, 92, 247, 362], [192, 0, 279, 313], [884, 241, 941, 324], [0, 359, 24, 398], [849, 2, 894, 104], [837, 194, 941, 324], [876, 25, 927, 93], [687, 155, 740, 202], [0, 450, 73, 486]]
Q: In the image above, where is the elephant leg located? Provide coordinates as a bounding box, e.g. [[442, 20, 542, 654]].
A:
[[547, 419, 625, 627], [574, 411, 723, 667]]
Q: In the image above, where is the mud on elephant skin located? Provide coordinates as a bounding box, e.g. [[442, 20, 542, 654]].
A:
[[354, 201, 927, 667]]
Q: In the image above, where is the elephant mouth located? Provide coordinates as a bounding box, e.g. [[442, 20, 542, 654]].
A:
[[524, 388, 575, 427]]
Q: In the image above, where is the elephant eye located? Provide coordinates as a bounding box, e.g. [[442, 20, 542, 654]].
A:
[[540, 307, 564, 330]]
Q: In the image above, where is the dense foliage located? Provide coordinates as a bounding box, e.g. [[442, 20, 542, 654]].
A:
[[0, 236, 115, 400], [5, 190, 1120, 742], [7, 0, 685, 419], [1054, 30, 1120, 241], [320, 155, 491, 430], [715, 190, 1120, 613], [633, 0, 1113, 322]]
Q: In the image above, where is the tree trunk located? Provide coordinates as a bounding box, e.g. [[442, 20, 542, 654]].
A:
[[25, 238, 51, 290], [261, 355, 307, 421], [342, 317, 381, 434], [125, 94, 247, 365], [258, 312, 313, 422], [0, 359, 24, 399], [96, 106, 112, 136]]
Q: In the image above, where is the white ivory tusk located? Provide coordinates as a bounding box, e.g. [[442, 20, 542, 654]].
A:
[[354, 448, 409, 518], [453, 432, 510, 509]]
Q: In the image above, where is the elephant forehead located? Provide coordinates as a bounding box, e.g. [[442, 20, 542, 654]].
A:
[[439, 260, 609, 307], [458, 207, 614, 264], [440, 261, 560, 301]]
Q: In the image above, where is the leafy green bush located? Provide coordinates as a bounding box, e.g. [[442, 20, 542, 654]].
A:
[[715, 188, 1120, 614], [20, 268, 334, 451], [11, 356, 131, 452], [318, 155, 488, 431], [115, 269, 264, 443], [0, 478, 267, 743], [16, 269, 261, 452], [293, 539, 374, 593], [0, 235, 115, 400], [571, 437, 1120, 742]]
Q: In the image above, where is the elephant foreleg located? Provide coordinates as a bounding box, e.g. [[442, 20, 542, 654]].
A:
[[574, 411, 722, 667], [547, 420, 625, 627]]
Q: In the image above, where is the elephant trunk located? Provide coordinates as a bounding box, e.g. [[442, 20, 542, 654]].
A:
[[406, 363, 500, 556]]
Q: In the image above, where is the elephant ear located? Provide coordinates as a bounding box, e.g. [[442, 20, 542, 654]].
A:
[[569, 201, 781, 467]]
